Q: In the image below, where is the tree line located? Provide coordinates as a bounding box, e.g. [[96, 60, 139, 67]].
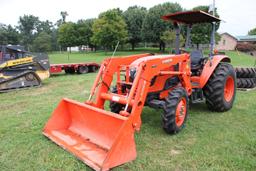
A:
[[0, 2, 227, 52], [248, 28, 256, 35]]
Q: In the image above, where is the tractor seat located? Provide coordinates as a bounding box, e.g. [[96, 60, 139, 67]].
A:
[[190, 50, 204, 70]]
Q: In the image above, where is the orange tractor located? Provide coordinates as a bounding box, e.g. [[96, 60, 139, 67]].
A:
[[43, 11, 236, 170]]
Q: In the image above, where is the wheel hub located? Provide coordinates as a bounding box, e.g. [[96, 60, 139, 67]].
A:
[[175, 98, 187, 127], [224, 76, 235, 102]]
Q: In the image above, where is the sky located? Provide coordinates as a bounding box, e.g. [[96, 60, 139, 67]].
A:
[[0, 0, 255, 36]]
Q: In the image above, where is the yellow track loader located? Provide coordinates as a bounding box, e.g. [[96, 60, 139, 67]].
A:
[[0, 45, 50, 92]]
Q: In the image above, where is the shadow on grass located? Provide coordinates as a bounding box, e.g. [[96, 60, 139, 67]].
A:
[[190, 102, 225, 117], [190, 102, 210, 113], [140, 102, 219, 132], [50, 72, 98, 78], [49, 73, 68, 77]]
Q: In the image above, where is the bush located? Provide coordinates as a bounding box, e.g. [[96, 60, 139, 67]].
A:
[[236, 42, 256, 52]]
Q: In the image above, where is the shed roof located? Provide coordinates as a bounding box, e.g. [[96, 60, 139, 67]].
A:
[[236, 35, 256, 42], [221, 32, 238, 41]]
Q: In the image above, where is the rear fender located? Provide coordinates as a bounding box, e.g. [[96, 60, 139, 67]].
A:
[[200, 55, 231, 88]]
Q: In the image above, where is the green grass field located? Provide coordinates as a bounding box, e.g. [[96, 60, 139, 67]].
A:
[[0, 50, 256, 171]]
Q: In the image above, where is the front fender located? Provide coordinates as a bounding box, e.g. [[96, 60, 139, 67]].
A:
[[200, 55, 231, 88]]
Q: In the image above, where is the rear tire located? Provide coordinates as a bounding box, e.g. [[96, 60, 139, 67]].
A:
[[203, 63, 236, 112], [162, 87, 189, 134]]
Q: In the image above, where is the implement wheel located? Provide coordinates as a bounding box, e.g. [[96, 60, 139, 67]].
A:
[[90, 65, 98, 73], [203, 63, 236, 112], [78, 66, 89, 74], [65, 68, 75, 74], [162, 87, 189, 134]]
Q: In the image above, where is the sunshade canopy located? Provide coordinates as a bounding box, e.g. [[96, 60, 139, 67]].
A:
[[162, 10, 221, 24]]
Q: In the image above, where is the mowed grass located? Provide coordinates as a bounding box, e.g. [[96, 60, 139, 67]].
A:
[[48, 50, 256, 67], [48, 48, 160, 64], [0, 50, 256, 171]]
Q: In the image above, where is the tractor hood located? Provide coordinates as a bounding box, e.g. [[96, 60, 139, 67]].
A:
[[129, 54, 176, 81], [130, 54, 176, 69]]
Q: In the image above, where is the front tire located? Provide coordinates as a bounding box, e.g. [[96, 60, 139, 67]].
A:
[[109, 86, 125, 114], [162, 87, 189, 134], [203, 63, 236, 112]]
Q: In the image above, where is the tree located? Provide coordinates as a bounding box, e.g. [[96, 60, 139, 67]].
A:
[[160, 30, 176, 50], [36, 20, 53, 34], [142, 2, 183, 51], [91, 9, 128, 51], [58, 22, 77, 51], [18, 15, 39, 50], [76, 19, 95, 49], [0, 26, 7, 44], [0, 24, 20, 44], [248, 27, 256, 35], [123, 6, 147, 50], [60, 11, 68, 23], [160, 30, 185, 52], [51, 28, 59, 51], [191, 6, 220, 49], [33, 32, 51, 52], [56, 11, 69, 27], [34, 20, 57, 51]]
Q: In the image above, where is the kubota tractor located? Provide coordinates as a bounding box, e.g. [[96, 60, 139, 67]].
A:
[[43, 11, 236, 171]]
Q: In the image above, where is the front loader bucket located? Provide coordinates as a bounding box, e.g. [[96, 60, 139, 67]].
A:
[[43, 98, 136, 171]]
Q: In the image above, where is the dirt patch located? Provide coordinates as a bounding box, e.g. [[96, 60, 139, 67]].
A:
[[0, 101, 28, 113], [170, 149, 182, 156], [26, 82, 59, 96]]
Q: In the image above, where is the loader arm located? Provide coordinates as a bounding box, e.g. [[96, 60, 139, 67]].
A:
[[87, 53, 153, 108], [89, 53, 192, 130], [123, 54, 191, 130]]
